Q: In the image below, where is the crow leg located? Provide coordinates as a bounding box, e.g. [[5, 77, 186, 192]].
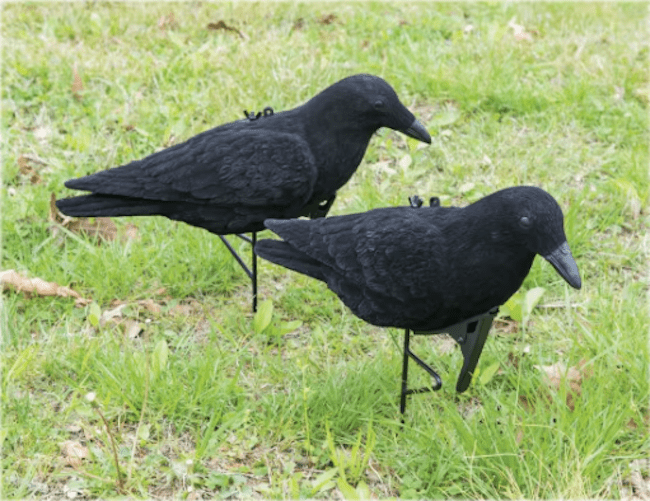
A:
[[218, 232, 258, 313]]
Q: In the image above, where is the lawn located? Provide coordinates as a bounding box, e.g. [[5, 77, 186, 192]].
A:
[[2, 2, 648, 499]]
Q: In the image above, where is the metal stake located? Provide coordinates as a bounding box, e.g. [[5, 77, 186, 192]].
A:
[[218, 232, 258, 312], [399, 308, 499, 415]]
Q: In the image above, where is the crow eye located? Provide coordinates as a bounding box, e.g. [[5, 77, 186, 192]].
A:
[[373, 99, 386, 111], [519, 216, 532, 229]]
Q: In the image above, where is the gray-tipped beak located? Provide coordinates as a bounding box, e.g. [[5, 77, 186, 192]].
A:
[[543, 241, 582, 289], [402, 119, 431, 144]]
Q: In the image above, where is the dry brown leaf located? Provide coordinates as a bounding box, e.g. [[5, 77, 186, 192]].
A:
[[292, 18, 305, 30], [1, 269, 88, 306], [71, 217, 118, 241], [122, 223, 139, 241], [158, 12, 176, 30], [49, 193, 115, 241], [49, 193, 138, 244], [138, 299, 162, 314], [318, 14, 337, 25], [508, 352, 520, 370], [60, 440, 89, 469], [207, 20, 247, 39], [535, 359, 591, 411], [71, 64, 83, 100], [518, 395, 532, 412], [17, 155, 43, 184], [171, 303, 193, 317], [494, 318, 518, 334]]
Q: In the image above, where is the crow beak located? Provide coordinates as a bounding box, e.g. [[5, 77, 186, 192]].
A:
[[543, 241, 582, 289], [402, 119, 431, 144]]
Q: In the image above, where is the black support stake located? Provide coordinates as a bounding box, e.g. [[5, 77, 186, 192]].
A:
[[399, 308, 499, 416], [217, 232, 258, 313], [251, 231, 257, 313], [400, 328, 444, 415]]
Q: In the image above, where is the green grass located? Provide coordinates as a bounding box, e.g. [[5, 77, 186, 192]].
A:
[[2, 2, 648, 499]]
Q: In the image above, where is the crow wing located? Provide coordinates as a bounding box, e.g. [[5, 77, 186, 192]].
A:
[[266, 207, 450, 302], [65, 128, 317, 210]]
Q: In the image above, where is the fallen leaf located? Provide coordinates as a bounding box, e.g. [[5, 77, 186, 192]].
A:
[[508, 19, 533, 42], [318, 14, 337, 25], [72, 217, 118, 241], [207, 20, 247, 39], [535, 359, 591, 411], [122, 223, 139, 241], [49, 193, 139, 244], [66, 424, 82, 433], [629, 459, 650, 498], [100, 304, 127, 325], [518, 395, 532, 412], [292, 18, 305, 31], [507, 352, 520, 369], [60, 440, 89, 468], [17, 155, 42, 184], [171, 303, 193, 317], [138, 299, 161, 314], [494, 317, 519, 334], [71, 64, 83, 100], [158, 12, 176, 30], [1, 269, 88, 305], [124, 320, 143, 339], [33, 126, 51, 143]]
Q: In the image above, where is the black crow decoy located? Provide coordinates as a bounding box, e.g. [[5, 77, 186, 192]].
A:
[[255, 186, 582, 412], [56, 74, 431, 311]]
